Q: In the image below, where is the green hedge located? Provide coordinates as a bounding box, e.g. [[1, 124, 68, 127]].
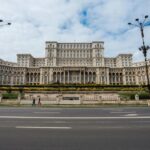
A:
[[0, 85, 147, 92], [2, 93, 18, 99], [0, 87, 146, 92], [119, 92, 150, 100], [139, 92, 150, 99], [0, 84, 142, 88]]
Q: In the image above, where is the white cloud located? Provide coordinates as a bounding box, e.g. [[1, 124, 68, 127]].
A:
[[0, 0, 150, 62]]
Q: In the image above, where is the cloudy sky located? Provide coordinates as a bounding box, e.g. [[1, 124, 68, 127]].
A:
[[0, 0, 150, 62]]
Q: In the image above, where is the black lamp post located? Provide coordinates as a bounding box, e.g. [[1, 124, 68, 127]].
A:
[[128, 15, 150, 93], [0, 19, 11, 87], [0, 19, 11, 26]]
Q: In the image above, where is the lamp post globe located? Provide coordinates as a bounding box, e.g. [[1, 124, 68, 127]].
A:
[[0, 19, 11, 27]]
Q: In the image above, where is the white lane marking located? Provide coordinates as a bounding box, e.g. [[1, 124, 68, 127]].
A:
[[101, 108, 125, 111], [110, 112, 136, 114], [43, 121, 67, 123], [0, 116, 150, 119], [38, 108, 62, 110], [16, 126, 71, 129], [124, 114, 138, 117], [34, 112, 60, 114], [98, 126, 127, 129]]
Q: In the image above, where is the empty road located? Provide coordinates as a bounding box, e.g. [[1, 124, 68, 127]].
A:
[[0, 107, 150, 150]]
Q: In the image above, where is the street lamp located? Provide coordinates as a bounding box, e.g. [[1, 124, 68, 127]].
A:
[[128, 15, 150, 93], [0, 19, 11, 27]]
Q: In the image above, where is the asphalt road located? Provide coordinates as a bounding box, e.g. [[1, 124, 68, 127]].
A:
[[0, 107, 150, 150]]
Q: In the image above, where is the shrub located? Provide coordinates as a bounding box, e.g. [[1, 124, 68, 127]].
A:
[[139, 92, 150, 99], [2, 93, 18, 99], [119, 92, 150, 100]]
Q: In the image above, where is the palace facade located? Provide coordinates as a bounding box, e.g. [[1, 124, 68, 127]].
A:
[[0, 41, 150, 85]]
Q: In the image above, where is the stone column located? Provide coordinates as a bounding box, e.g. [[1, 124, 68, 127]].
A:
[[132, 76, 134, 84], [22, 76, 24, 85], [96, 72, 98, 84], [99, 76, 101, 84], [29, 74, 31, 84], [118, 74, 120, 84], [40, 72, 43, 84], [64, 71, 66, 84], [122, 69, 126, 85], [112, 75, 114, 84], [56, 72, 58, 83], [11, 76, 13, 85], [68, 71, 69, 83], [37, 74, 39, 84], [33, 74, 35, 84], [47, 74, 49, 84], [51, 72, 53, 84], [87, 72, 89, 83], [6, 76, 8, 84], [107, 69, 109, 85], [115, 73, 117, 84], [49, 71, 51, 84], [84, 70, 85, 84], [1, 76, 4, 85], [25, 72, 27, 84], [94, 72, 96, 83], [108, 73, 112, 84], [91, 72, 93, 83], [135, 74, 139, 85], [96, 69, 99, 84], [60, 72, 61, 83], [80, 70, 81, 83]]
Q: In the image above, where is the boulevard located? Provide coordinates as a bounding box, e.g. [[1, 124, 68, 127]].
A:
[[0, 107, 150, 150]]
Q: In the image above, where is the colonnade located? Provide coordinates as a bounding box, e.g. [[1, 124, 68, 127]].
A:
[[0, 74, 25, 85], [26, 73, 40, 84], [109, 73, 123, 85], [53, 71, 96, 84], [1, 66, 149, 85]]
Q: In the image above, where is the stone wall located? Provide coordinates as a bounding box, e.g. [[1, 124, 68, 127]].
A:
[[0, 92, 149, 106], [0, 99, 148, 106], [23, 93, 120, 101]]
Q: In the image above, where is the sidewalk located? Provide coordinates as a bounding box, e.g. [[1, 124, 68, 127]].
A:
[[0, 99, 149, 107]]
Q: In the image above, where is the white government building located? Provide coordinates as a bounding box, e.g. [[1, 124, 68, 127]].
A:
[[0, 41, 150, 85]]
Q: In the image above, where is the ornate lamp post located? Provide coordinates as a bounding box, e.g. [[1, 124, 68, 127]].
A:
[[0, 19, 11, 26], [128, 15, 150, 93], [0, 19, 11, 87]]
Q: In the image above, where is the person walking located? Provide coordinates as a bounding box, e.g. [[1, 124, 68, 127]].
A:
[[32, 98, 36, 106], [38, 97, 41, 106]]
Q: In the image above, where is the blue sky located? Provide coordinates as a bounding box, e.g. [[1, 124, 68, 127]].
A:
[[0, 0, 150, 62]]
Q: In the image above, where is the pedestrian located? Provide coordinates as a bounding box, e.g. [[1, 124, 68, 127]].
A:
[[38, 97, 41, 106], [32, 98, 36, 106]]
